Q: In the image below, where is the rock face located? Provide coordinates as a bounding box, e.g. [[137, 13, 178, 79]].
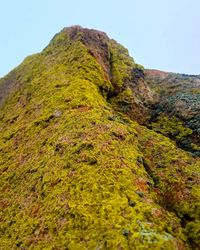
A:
[[0, 26, 199, 249], [145, 69, 200, 156]]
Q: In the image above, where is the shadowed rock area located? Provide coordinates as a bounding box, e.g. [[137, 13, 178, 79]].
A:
[[145, 69, 200, 156]]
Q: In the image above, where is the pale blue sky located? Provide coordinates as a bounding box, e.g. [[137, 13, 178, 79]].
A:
[[0, 0, 200, 77]]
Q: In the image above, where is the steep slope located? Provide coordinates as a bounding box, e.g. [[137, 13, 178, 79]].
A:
[[0, 26, 200, 250]]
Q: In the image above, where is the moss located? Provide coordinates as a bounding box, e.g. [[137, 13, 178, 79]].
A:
[[149, 115, 200, 156], [185, 221, 200, 246], [109, 87, 134, 113], [137, 125, 200, 248], [150, 115, 192, 141], [108, 40, 135, 88], [0, 27, 199, 249]]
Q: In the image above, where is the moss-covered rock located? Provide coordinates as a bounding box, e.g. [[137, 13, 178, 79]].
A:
[[0, 26, 199, 249]]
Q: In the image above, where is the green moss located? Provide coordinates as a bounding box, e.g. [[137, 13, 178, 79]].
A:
[[185, 221, 200, 246], [110, 87, 134, 113], [137, 125, 200, 248], [0, 27, 199, 249], [108, 40, 135, 88], [150, 115, 192, 141]]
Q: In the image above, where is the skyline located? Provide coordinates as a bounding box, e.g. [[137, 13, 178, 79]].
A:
[[0, 0, 200, 77]]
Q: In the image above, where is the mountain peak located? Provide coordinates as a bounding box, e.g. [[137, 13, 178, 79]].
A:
[[0, 26, 199, 249], [62, 25, 110, 42]]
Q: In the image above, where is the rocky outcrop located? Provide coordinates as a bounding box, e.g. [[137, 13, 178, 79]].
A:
[[0, 26, 199, 249], [145, 69, 200, 156]]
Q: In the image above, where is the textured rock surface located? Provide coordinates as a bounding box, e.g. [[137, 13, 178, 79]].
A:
[[145, 69, 200, 155], [0, 26, 199, 249]]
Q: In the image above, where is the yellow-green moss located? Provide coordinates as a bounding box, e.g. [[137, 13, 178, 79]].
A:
[[108, 40, 135, 88], [150, 115, 192, 141], [0, 28, 199, 250]]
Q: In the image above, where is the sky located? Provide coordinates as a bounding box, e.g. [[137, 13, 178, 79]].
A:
[[0, 0, 200, 77]]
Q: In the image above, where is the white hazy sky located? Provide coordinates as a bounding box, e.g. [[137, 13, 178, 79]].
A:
[[0, 0, 200, 77]]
